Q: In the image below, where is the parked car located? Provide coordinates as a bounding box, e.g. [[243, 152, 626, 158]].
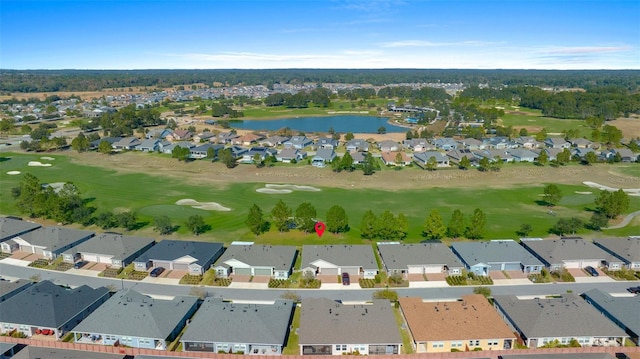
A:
[[627, 286, 640, 294], [342, 272, 350, 286], [584, 266, 599, 276], [74, 261, 88, 269], [150, 267, 165, 277]]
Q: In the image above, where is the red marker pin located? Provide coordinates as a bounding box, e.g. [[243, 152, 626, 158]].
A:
[[314, 221, 326, 237]]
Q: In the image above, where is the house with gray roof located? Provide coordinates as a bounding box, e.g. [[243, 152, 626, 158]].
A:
[[112, 137, 142, 151], [316, 137, 339, 149], [133, 239, 224, 275], [582, 288, 640, 345], [146, 128, 173, 140], [1, 226, 94, 259], [259, 135, 290, 147], [311, 148, 336, 167], [521, 238, 621, 271], [493, 294, 628, 348], [346, 139, 369, 152], [181, 298, 294, 354], [377, 242, 463, 277], [0, 280, 110, 339], [0, 217, 40, 243], [506, 148, 538, 162], [72, 289, 198, 350], [212, 243, 297, 279], [284, 136, 313, 149], [298, 298, 401, 355], [0, 279, 32, 302], [377, 140, 402, 152], [160, 141, 194, 154], [433, 137, 458, 151], [544, 137, 571, 149], [301, 245, 378, 279], [10, 346, 128, 359], [189, 143, 223, 159], [593, 237, 640, 270], [62, 233, 155, 268], [276, 148, 306, 163], [135, 138, 161, 152], [413, 151, 449, 168], [451, 240, 544, 276]]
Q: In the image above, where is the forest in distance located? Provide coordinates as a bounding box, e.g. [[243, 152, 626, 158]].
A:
[[1, 69, 640, 93]]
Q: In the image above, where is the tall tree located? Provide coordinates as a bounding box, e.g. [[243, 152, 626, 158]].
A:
[[458, 156, 471, 170], [341, 151, 354, 171], [186, 215, 207, 235], [360, 210, 378, 239], [71, 132, 89, 152], [153, 215, 174, 235], [362, 153, 375, 175], [219, 148, 236, 168], [326, 205, 349, 234], [396, 213, 409, 240], [595, 189, 630, 218], [98, 140, 112, 154], [466, 208, 487, 239], [377, 210, 397, 239], [172, 146, 191, 162], [295, 202, 317, 233], [245, 204, 268, 235], [536, 150, 548, 166], [478, 157, 490, 172], [447, 209, 465, 238], [556, 148, 571, 165], [271, 200, 292, 232], [115, 211, 138, 231], [422, 209, 446, 239], [426, 156, 437, 171], [543, 184, 563, 207]]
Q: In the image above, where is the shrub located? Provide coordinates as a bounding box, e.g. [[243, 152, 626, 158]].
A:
[[372, 289, 398, 302], [359, 278, 376, 288], [268, 279, 290, 288], [446, 275, 467, 286]]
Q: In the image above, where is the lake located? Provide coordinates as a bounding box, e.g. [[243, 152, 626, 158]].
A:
[[229, 115, 407, 133]]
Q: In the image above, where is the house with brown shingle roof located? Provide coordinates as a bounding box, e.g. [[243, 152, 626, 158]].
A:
[[380, 151, 411, 166], [234, 133, 264, 146], [398, 294, 515, 353]]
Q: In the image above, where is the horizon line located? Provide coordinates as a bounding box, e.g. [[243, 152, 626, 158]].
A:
[[2, 68, 640, 71]]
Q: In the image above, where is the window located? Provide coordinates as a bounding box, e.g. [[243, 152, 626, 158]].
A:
[[335, 345, 340, 351], [451, 342, 462, 348], [561, 338, 569, 344], [431, 342, 444, 348], [341, 345, 347, 351]]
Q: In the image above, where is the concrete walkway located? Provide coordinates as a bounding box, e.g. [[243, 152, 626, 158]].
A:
[[0, 258, 31, 267], [409, 281, 449, 288], [604, 210, 640, 229]]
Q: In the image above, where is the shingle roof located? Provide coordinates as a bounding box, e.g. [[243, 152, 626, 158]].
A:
[[0, 279, 32, 301], [0, 280, 109, 328], [451, 240, 543, 267], [181, 298, 294, 344], [301, 245, 377, 270], [66, 233, 155, 260], [493, 294, 627, 339], [377, 243, 463, 270], [133, 240, 224, 267], [399, 295, 515, 341], [11, 346, 127, 359], [17, 226, 94, 252], [582, 288, 640, 338], [0, 217, 41, 241], [214, 244, 297, 271], [298, 298, 401, 345], [72, 289, 197, 340], [521, 238, 614, 265], [593, 237, 640, 263]]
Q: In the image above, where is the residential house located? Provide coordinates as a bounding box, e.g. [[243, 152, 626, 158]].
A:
[[532, 147, 563, 161], [7, 346, 128, 359], [413, 151, 449, 168], [311, 148, 336, 167], [212, 243, 297, 279], [377, 140, 402, 152], [451, 240, 544, 276], [181, 298, 295, 355], [0, 217, 41, 243], [506, 149, 538, 162], [593, 237, 640, 271], [0, 281, 110, 339], [380, 151, 411, 166], [350, 151, 367, 165], [377, 243, 463, 277], [544, 137, 571, 149], [284, 136, 313, 149], [192, 131, 216, 143], [72, 289, 198, 350], [572, 147, 597, 160], [521, 238, 621, 271], [190, 143, 223, 159], [241, 147, 277, 163], [345, 139, 369, 152], [276, 148, 307, 163], [161, 141, 194, 155], [1, 226, 94, 260], [484, 136, 514, 149], [167, 129, 193, 141], [145, 128, 173, 140], [514, 136, 540, 149], [399, 295, 515, 353], [433, 137, 458, 151], [493, 294, 628, 348], [135, 138, 161, 152], [62, 233, 155, 269], [0, 279, 32, 302], [260, 135, 290, 147], [89, 137, 119, 150], [301, 245, 378, 279], [112, 137, 142, 151], [600, 148, 638, 163], [457, 138, 485, 150], [229, 145, 249, 159], [473, 149, 514, 162], [446, 149, 478, 165], [234, 133, 264, 146], [570, 138, 595, 149], [582, 288, 640, 345], [316, 137, 339, 149], [132, 240, 224, 275], [214, 131, 239, 144], [298, 298, 401, 355]]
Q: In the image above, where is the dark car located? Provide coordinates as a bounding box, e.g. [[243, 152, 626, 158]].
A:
[[73, 261, 88, 269], [150, 267, 165, 277], [584, 266, 599, 276], [627, 286, 640, 294], [342, 272, 350, 286]]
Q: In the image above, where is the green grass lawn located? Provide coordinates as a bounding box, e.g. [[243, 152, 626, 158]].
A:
[[501, 107, 591, 138], [1, 152, 638, 243], [239, 102, 378, 119]]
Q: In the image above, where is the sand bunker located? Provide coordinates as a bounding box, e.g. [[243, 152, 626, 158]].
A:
[[40, 156, 55, 161], [175, 199, 231, 211], [6, 171, 20, 175], [575, 191, 593, 195], [583, 181, 640, 197], [42, 182, 66, 193], [27, 161, 52, 167], [256, 184, 321, 194]]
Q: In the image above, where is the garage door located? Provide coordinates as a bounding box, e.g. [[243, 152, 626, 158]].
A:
[[254, 268, 272, 276], [503, 263, 521, 271], [173, 262, 190, 271], [580, 260, 600, 268], [343, 267, 360, 276], [321, 267, 339, 276], [83, 254, 99, 263], [154, 260, 172, 269], [19, 245, 34, 253], [234, 267, 252, 275], [563, 261, 580, 269], [422, 266, 442, 274], [407, 266, 423, 274]]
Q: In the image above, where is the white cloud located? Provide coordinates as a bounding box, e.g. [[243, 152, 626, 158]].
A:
[[540, 45, 632, 55], [378, 40, 503, 48]]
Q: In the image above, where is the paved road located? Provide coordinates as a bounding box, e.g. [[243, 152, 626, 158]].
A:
[[2, 262, 638, 302], [605, 210, 640, 229]]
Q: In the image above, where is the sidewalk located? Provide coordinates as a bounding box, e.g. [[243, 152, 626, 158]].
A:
[[409, 281, 449, 288], [0, 258, 31, 267]]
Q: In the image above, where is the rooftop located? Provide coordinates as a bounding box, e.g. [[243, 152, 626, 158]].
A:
[[301, 245, 377, 269], [521, 238, 614, 265], [451, 240, 543, 267], [377, 243, 463, 270], [214, 244, 297, 271], [582, 288, 640, 337]]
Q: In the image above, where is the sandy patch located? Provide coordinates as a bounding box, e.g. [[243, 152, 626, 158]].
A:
[[583, 181, 640, 197], [27, 161, 52, 167], [265, 184, 321, 192], [175, 199, 231, 211], [256, 188, 293, 194], [42, 182, 66, 193], [40, 156, 55, 161], [6, 171, 20, 175], [575, 191, 592, 195]]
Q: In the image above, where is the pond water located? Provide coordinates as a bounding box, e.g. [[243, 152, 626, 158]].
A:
[[229, 115, 406, 133]]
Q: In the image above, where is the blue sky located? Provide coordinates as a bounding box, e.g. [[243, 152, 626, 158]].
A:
[[1, 0, 638, 69]]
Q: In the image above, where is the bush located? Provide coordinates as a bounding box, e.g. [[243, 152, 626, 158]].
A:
[[179, 274, 203, 285], [359, 278, 376, 288], [372, 289, 398, 302], [213, 278, 232, 287], [551, 268, 575, 282], [446, 275, 467, 286], [268, 279, 290, 288]]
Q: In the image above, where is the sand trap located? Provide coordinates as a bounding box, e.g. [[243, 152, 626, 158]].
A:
[[40, 156, 55, 161], [28, 161, 52, 167], [6, 171, 20, 175], [175, 199, 231, 211], [583, 181, 640, 197], [575, 191, 593, 195], [42, 182, 66, 193], [257, 188, 293, 194]]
